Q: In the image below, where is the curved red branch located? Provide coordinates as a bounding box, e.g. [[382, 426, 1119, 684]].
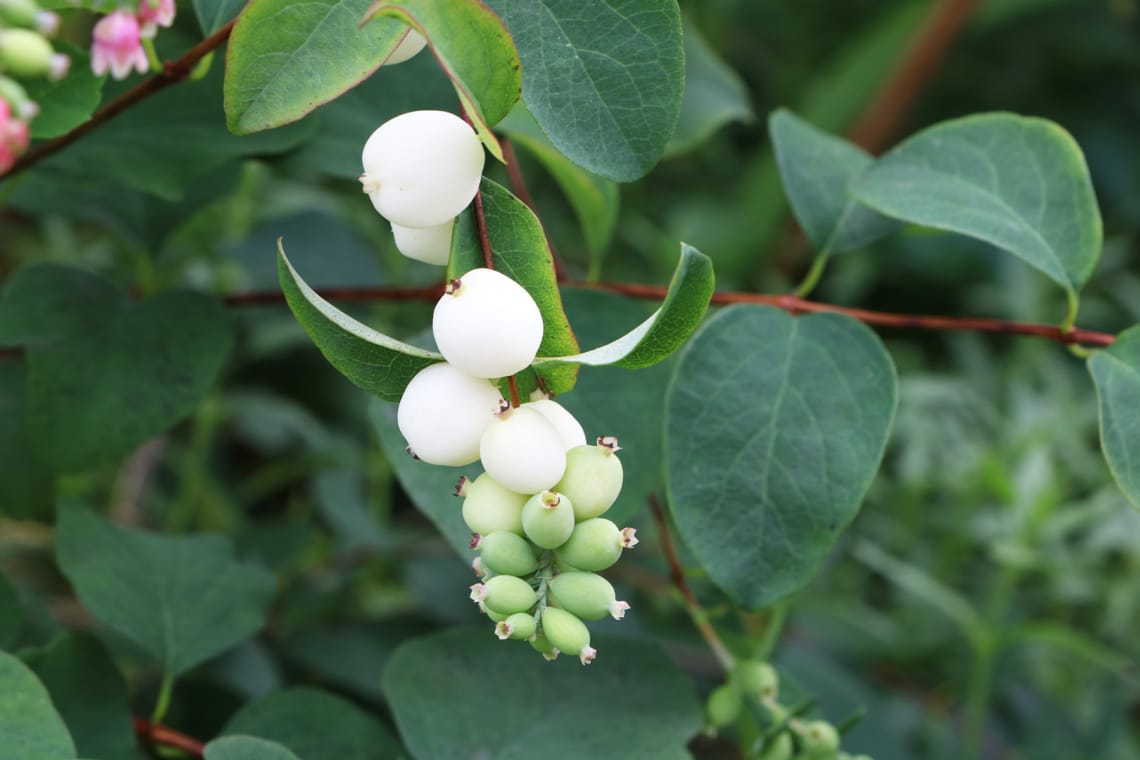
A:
[[133, 717, 204, 757]]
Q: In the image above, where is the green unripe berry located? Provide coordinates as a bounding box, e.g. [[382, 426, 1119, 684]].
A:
[[795, 720, 840, 760], [554, 437, 624, 521], [529, 632, 559, 660], [484, 606, 508, 622], [0, 75, 37, 119], [521, 490, 576, 549], [757, 732, 793, 760], [0, 0, 54, 32], [458, 474, 527, 536], [495, 612, 537, 640], [705, 684, 742, 729], [548, 571, 630, 620], [0, 29, 64, 79], [470, 575, 537, 616], [541, 607, 596, 665], [474, 531, 538, 576], [733, 660, 779, 700], [555, 518, 637, 572]]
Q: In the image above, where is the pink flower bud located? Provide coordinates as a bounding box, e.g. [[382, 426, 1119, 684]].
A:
[[90, 11, 148, 80], [136, 0, 175, 39]]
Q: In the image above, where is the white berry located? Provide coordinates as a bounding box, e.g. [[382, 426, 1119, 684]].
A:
[[433, 268, 544, 378], [397, 363, 503, 466], [360, 110, 485, 228], [480, 406, 566, 494], [391, 219, 453, 266], [384, 29, 427, 66], [524, 398, 586, 451]]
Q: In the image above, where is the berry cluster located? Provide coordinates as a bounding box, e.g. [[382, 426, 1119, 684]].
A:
[[0, 0, 67, 172], [364, 99, 636, 665]]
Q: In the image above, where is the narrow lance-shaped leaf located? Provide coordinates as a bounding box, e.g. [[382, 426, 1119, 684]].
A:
[[533, 243, 714, 369], [666, 305, 897, 609], [1088, 326, 1140, 510], [278, 241, 442, 402], [852, 112, 1102, 298], [365, 0, 521, 161], [769, 109, 899, 255]]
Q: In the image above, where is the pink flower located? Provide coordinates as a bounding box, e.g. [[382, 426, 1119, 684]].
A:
[[136, 0, 175, 39], [0, 110, 30, 175], [90, 10, 148, 80]]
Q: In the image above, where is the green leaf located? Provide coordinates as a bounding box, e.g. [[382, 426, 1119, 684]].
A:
[[0, 364, 53, 520], [665, 17, 753, 156], [485, 0, 684, 181], [498, 105, 620, 259], [224, 0, 411, 134], [665, 305, 897, 609], [533, 243, 714, 370], [0, 650, 76, 760], [852, 112, 1102, 296], [0, 264, 123, 349], [21, 45, 104, 139], [365, 0, 521, 161], [27, 634, 140, 760], [1088, 326, 1140, 510], [0, 573, 23, 650], [19, 283, 234, 472], [204, 737, 301, 760], [382, 628, 702, 759], [223, 687, 404, 760], [769, 109, 899, 255], [278, 241, 441, 402], [194, 0, 246, 33], [55, 508, 277, 676], [450, 178, 579, 394]]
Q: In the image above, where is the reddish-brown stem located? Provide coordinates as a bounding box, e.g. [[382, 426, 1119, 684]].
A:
[[3, 21, 236, 180], [133, 717, 204, 757], [507, 375, 521, 408], [847, 0, 981, 153], [472, 188, 495, 270], [500, 137, 569, 282]]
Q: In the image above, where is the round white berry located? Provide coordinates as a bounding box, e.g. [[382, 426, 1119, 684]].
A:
[[433, 268, 544, 378], [384, 29, 427, 66], [479, 406, 566, 494], [397, 362, 503, 466], [360, 110, 485, 228], [391, 218, 453, 266], [523, 398, 586, 451]]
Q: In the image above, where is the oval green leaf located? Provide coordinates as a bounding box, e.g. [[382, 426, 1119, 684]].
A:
[[533, 243, 714, 369], [365, 0, 521, 161], [382, 628, 702, 759], [55, 508, 277, 677], [666, 305, 898, 609], [449, 178, 580, 394], [485, 0, 684, 181], [224, 0, 411, 134], [852, 112, 1102, 295], [278, 241, 441, 402], [0, 651, 76, 760], [205, 737, 301, 760], [1089, 325, 1140, 510], [770, 109, 900, 255]]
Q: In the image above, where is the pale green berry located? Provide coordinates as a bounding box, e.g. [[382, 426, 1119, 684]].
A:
[[495, 612, 537, 641], [757, 732, 793, 760], [480, 405, 566, 494], [474, 530, 538, 576], [705, 683, 742, 729], [0, 0, 57, 34], [554, 437, 624, 520], [548, 571, 629, 620], [529, 632, 559, 660], [484, 606, 508, 622], [433, 268, 544, 379], [458, 474, 527, 536], [521, 490, 576, 549], [795, 720, 840, 760], [390, 218, 453, 266], [0, 75, 37, 120], [733, 660, 779, 700], [397, 363, 502, 466], [555, 518, 637, 572], [470, 575, 537, 616], [0, 28, 66, 80], [523, 398, 586, 450], [540, 607, 595, 665], [384, 28, 426, 65]]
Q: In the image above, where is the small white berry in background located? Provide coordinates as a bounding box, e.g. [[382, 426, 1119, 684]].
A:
[[480, 405, 566, 494], [391, 218, 453, 266], [433, 268, 544, 378], [397, 362, 503, 467], [524, 397, 586, 451], [360, 110, 485, 228], [384, 28, 427, 65]]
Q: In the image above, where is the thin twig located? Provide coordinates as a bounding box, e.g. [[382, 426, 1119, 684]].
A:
[[500, 136, 568, 282], [472, 188, 495, 269], [4, 21, 237, 180], [649, 494, 736, 671], [133, 717, 204, 757]]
